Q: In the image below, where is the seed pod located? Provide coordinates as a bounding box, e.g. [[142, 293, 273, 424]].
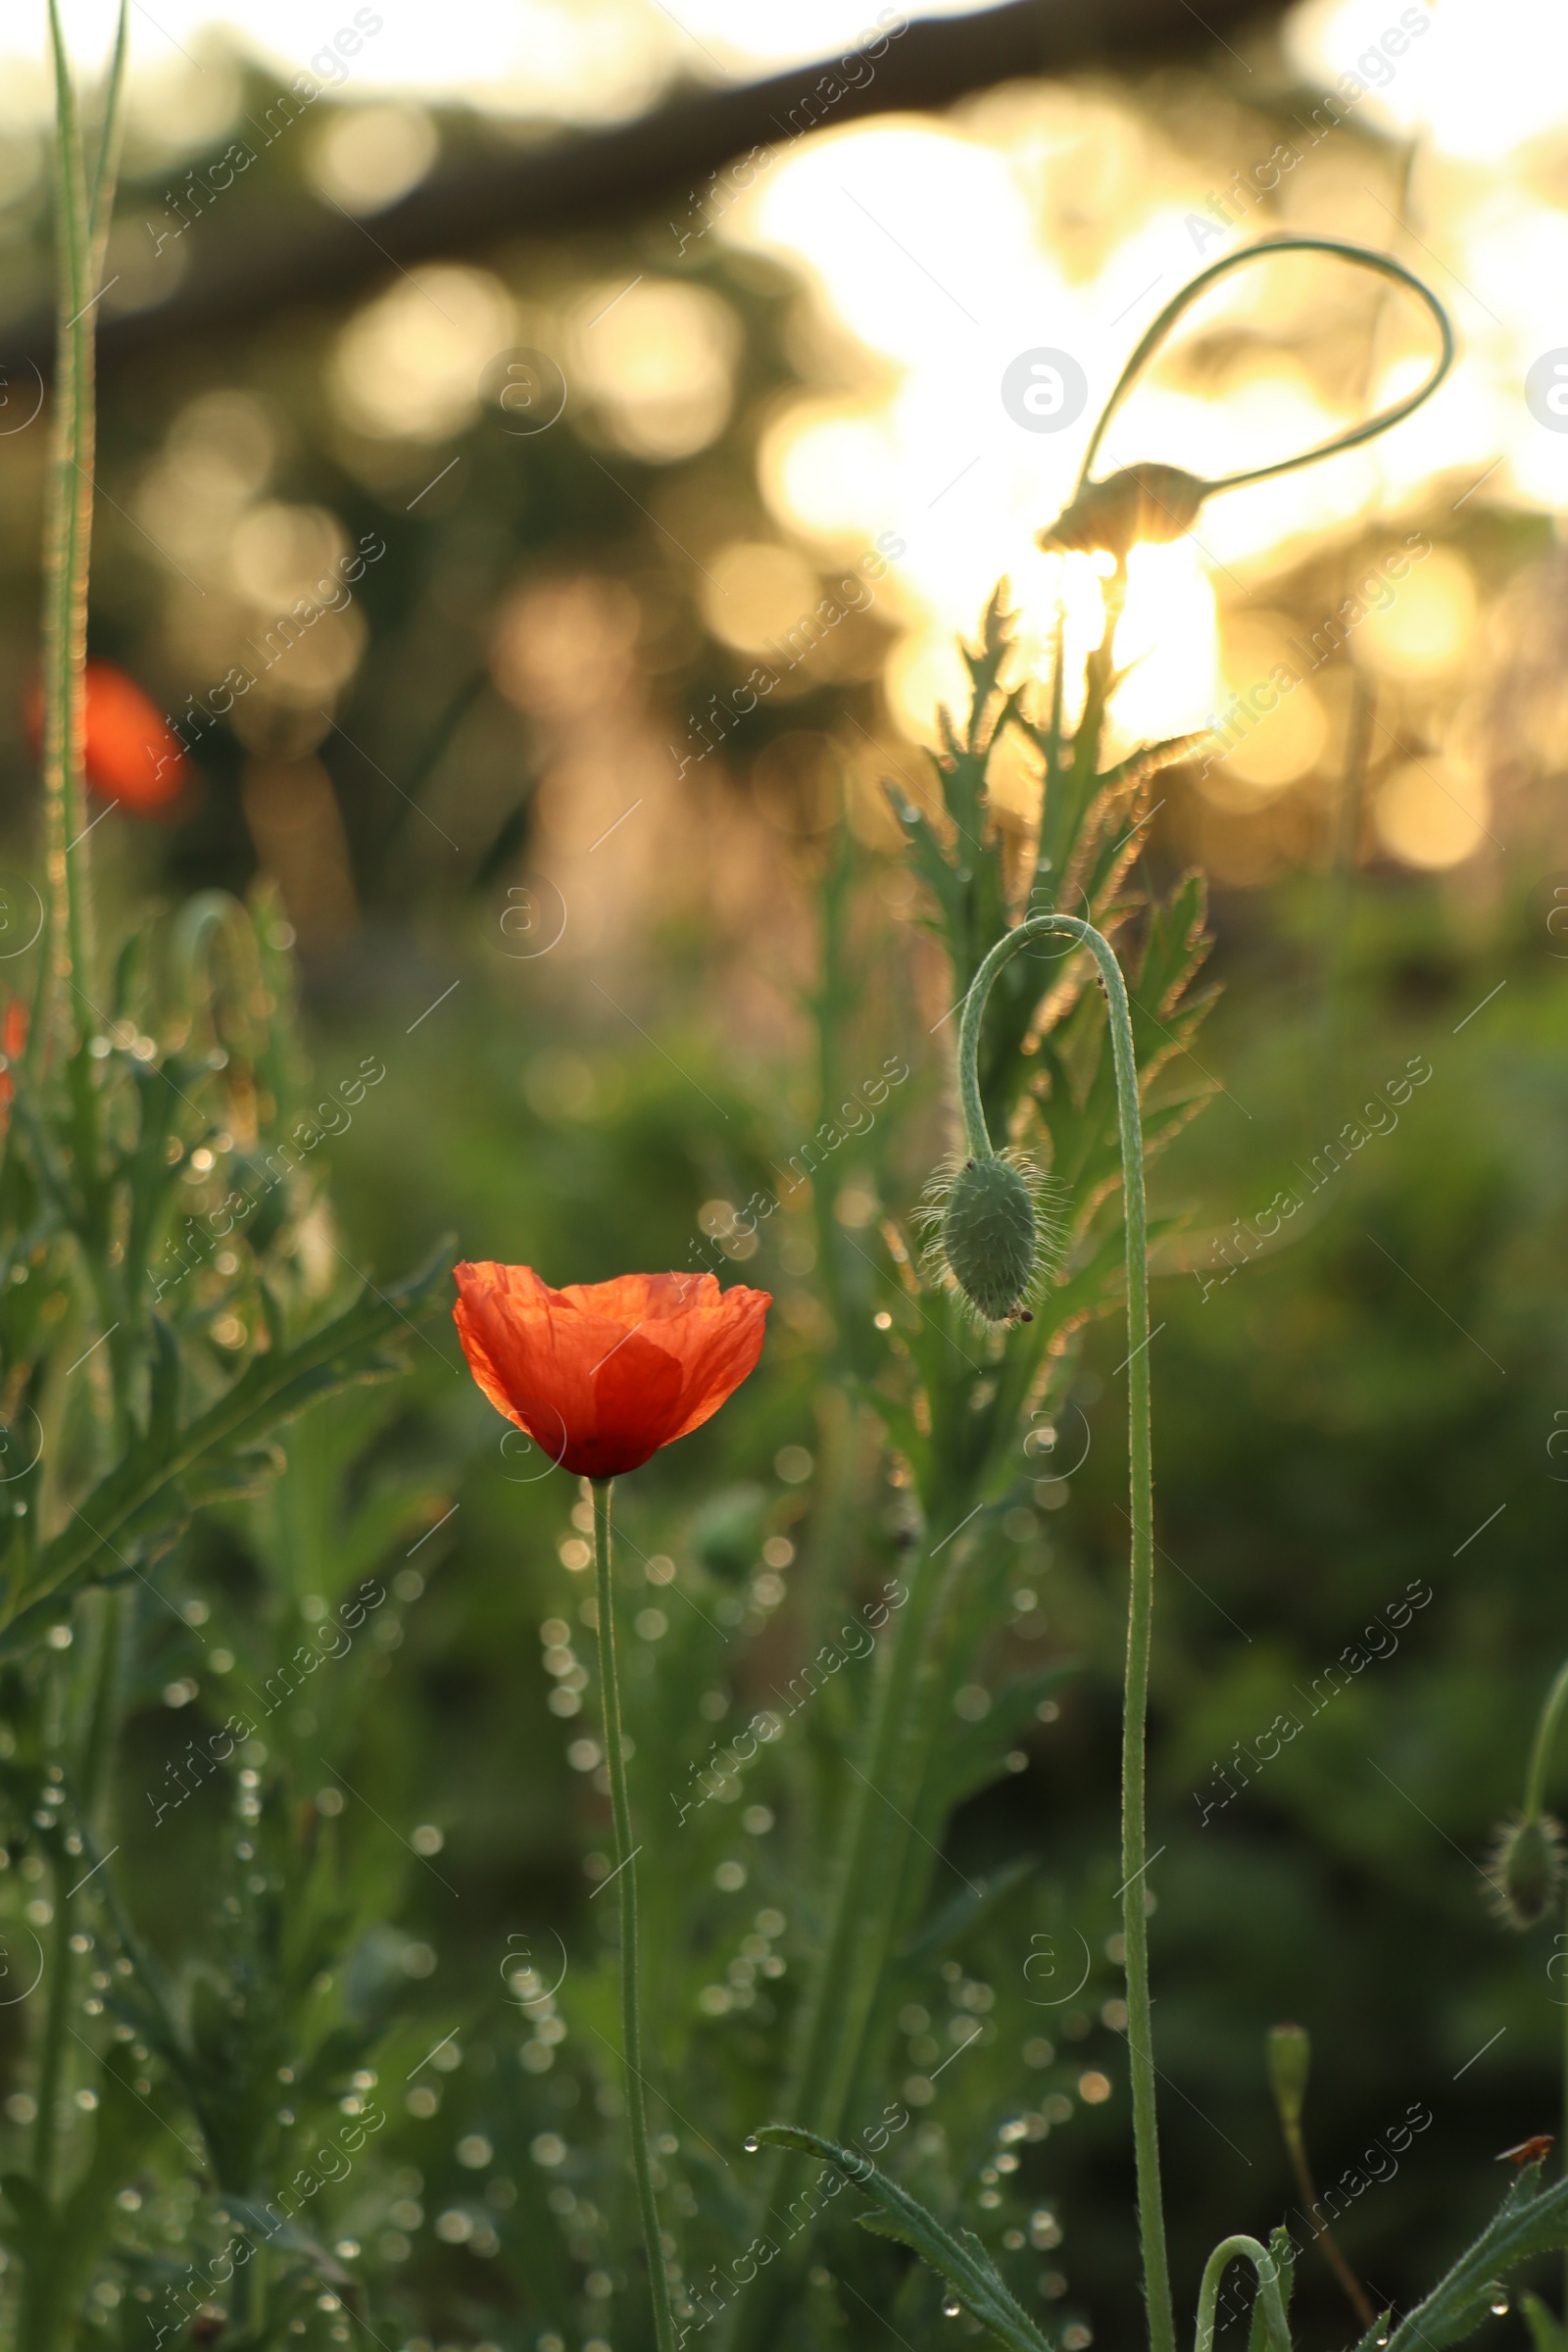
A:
[[1266, 2022, 1311, 2132], [1038, 464, 1208, 562], [1487, 1813, 1564, 1931]]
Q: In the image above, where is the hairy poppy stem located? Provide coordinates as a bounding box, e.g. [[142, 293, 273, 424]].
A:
[[1194, 2235, 1292, 2352], [1519, 1657, 1568, 2313], [35, 0, 127, 1066], [592, 1479, 677, 2352], [956, 913, 1174, 2352]]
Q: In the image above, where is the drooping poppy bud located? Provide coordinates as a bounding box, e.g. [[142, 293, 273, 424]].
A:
[[915, 1151, 1059, 1326], [1488, 1813, 1564, 1931], [1039, 465, 1208, 563]]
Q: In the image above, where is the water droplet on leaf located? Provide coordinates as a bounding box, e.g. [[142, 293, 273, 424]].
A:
[[943, 2296, 961, 2318], [743, 2134, 760, 2153]]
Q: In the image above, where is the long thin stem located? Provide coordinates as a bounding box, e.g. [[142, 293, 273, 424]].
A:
[[782, 1523, 947, 2130], [592, 1479, 676, 2352], [36, 0, 90, 1062], [725, 1506, 962, 2350], [1194, 2235, 1292, 2352], [956, 912, 1173, 2352], [1561, 1867, 1568, 2321], [1519, 1655, 1568, 2315], [1076, 235, 1453, 503], [1279, 2112, 1374, 2328]]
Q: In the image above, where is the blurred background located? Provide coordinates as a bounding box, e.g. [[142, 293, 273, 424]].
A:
[[7, 0, 1568, 2344]]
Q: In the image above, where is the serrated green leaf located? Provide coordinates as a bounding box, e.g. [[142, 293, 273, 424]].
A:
[[898, 1852, 1040, 1971], [1248, 2228, 1297, 2352], [1, 1241, 453, 1645], [931, 1668, 1078, 1814], [751, 2124, 1052, 2352], [1386, 2163, 1568, 2352]]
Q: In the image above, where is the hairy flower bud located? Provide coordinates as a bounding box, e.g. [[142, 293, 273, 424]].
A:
[[1038, 464, 1208, 562], [916, 1151, 1057, 1326], [1488, 1813, 1564, 1931]]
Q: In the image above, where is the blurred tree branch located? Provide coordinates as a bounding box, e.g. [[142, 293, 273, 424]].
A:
[[11, 0, 1280, 372]]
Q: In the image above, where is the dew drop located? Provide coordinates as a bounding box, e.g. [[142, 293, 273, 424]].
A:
[[943, 2296, 962, 2319], [743, 2134, 760, 2153], [1490, 2298, 1509, 2320]]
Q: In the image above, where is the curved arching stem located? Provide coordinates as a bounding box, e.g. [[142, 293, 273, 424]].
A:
[[1076, 234, 1455, 503], [1194, 2235, 1293, 2352], [1524, 1658, 1568, 1824], [1518, 1653, 1568, 2318], [956, 913, 1171, 2352]]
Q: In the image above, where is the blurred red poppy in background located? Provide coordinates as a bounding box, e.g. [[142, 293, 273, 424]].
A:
[[25, 662, 186, 814], [0, 1001, 28, 1134]]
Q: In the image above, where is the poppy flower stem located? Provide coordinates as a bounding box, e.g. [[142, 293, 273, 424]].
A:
[[1519, 1656, 1568, 2312], [956, 912, 1174, 2352], [591, 1478, 677, 2352], [36, 1, 127, 1058]]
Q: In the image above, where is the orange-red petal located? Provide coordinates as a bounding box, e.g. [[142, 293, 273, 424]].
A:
[[452, 1262, 770, 1479]]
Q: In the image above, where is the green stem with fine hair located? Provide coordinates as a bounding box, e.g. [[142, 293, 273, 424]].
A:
[[592, 1479, 676, 2352], [1518, 1655, 1568, 2315], [956, 912, 1173, 2352], [1523, 1659, 1568, 1824], [35, 0, 127, 1066], [1075, 234, 1454, 505], [1193, 2235, 1292, 2352]]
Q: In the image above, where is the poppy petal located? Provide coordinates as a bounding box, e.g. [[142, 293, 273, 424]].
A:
[[452, 1259, 770, 1480]]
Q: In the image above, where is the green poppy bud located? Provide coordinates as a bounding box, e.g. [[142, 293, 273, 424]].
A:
[[915, 1151, 1049, 1326], [1488, 1814, 1564, 1931], [945, 1155, 1036, 1323], [1266, 2022, 1310, 2132]]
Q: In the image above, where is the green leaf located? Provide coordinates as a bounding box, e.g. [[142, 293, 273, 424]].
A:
[[897, 1853, 1039, 1972], [750, 2124, 1052, 2352], [0, 1241, 453, 1644], [1385, 2163, 1568, 2352], [930, 1665, 1077, 1813], [1247, 2228, 1297, 2352], [1521, 2293, 1568, 2352]]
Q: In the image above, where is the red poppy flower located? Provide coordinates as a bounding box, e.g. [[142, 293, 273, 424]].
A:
[[0, 1000, 25, 1131], [25, 662, 186, 814], [453, 1263, 771, 1480]]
